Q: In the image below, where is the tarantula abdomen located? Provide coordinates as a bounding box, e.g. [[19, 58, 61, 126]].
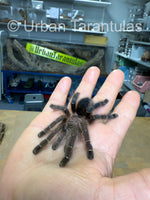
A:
[[33, 92, 118, 167]]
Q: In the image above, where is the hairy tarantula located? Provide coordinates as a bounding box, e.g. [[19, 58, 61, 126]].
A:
[[33, 92, 118, 167]]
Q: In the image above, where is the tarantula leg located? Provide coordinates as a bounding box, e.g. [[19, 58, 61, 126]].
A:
[[59, 134, 76, 167], [50, 104, 70, 117], [38, 115, 65, 137], [86, 142, 94, 160], [33, 123, 64, 155], [52, 131, 66, 150], [71, 92, 80, 113], [81, 122, 94, 160], [89, 113, 118, 124], [86, 99, 109, 114]]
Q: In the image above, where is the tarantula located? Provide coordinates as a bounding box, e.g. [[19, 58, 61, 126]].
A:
[[33, 92, 118, 167]]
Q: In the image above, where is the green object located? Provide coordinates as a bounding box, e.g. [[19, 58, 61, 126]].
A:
[[26, 42, 86, 67], [24, 78, 34, 89], [115, 57, 135, 66]]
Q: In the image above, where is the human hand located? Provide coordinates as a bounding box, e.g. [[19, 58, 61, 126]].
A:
[[0, 67, 149, 200]]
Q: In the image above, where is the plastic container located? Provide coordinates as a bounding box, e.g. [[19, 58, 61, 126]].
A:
[[10, 0, 31, 8], [46, 7, 59, 19], [72, 10, 84, 21], [130, 45, 145, 60], [32, 1, 43, 10], [3, 38, 105, 76], [27, 8, 46, 24], [12, 7, 27, 24], [0, 5, 12, 23], [0, 0, 9, 5], [60, 8, 72, 20], [133, 75, 150, 93], [24, 93, 44, 111]]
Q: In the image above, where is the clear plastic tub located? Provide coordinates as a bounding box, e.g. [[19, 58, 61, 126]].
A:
[[72, 10, 84, 21], [12, 7, 27, 24], [59, 8, 72, 20], [32, 1, 43, 10], [27, 8, 46, 24]]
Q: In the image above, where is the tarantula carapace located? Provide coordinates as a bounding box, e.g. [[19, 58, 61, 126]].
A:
[[33, 92, 118, 167]]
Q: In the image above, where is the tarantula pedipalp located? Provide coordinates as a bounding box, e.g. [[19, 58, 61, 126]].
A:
[[33, 92, 118, 167]]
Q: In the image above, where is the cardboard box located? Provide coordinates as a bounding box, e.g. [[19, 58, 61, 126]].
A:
[[84, 35, 108, 46]]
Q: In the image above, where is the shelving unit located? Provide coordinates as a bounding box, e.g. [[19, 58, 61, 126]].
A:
[[122, 30, 150, 33], [2, 70, 105, 103], [115, 52, 150, 68], [116, 46, 150, 98], [115, 1, 150, 99], [0, 30, 6, 101], [0, 0, 111, 45], [0, 23, 106, 42], [0, 0, 111, 102], [2, 70, 81, 96], [0, 32, 3, 101], [73, 0, 112, 7], [0, 24, 107, 47], [130, 40, 150, 46]]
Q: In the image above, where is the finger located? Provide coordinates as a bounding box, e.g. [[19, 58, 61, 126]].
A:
[[90, 91, 140, 163], [92, 69, 124, 114], [43, 76, 72, 112], [30, 77, 71, 130], [106, 91, 140, 158], [75, 66, 100, 99], [18, 77, 71, 163]]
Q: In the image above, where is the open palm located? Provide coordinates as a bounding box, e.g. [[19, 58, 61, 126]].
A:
[[0, 67, 149, 200]]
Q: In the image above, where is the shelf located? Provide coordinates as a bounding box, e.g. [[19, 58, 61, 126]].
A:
[[2, 70, 106, 99], [7, 81, 54, 95], [125, 0, 148, 5], [43, 0, 111, 7], [115, 52, 150, 68], [2, 70, 83, 79], [2, 70, 82, 97], [1, 22, 106, 35], [123, 81, 144, 99], [130, 40, 150, 46], [121, 30, 150, 33], [0, 23, 107, 47], [74, 0, 112, 7], [60, 27, 105, 34]]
